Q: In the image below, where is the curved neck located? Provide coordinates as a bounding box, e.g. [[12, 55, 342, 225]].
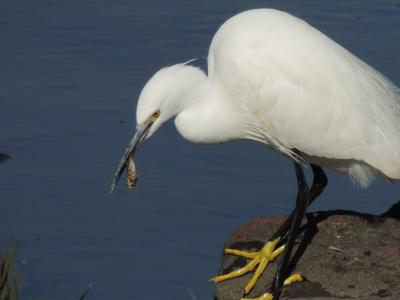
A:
[[173, 66, 254, 144], [163, 65, 210, 117]]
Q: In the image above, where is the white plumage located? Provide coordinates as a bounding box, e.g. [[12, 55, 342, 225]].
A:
[[135, 9, 400, 188]]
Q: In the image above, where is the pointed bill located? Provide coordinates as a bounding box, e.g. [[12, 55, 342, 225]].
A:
[[110, 121, 152, 193]]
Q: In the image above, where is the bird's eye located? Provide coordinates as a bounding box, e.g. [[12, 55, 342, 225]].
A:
[[152, 110, 160, 118]]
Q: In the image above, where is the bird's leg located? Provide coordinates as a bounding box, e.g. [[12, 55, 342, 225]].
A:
[[243, 164, 326, 300], [265, 162, 310, 299], [269, 164, 327, 241], [309, 164, 328, 202], [213, 164, 326, 297]]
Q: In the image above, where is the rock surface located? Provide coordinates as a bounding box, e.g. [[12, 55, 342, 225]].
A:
[[214, 203, 400, 300]]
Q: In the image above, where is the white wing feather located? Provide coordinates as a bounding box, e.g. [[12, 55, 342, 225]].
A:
[[208, 9, 400, 181]]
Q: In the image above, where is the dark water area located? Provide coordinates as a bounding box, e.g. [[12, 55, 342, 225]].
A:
[[1, 1, 399, 299]]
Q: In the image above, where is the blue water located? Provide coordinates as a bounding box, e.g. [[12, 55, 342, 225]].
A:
[[1, 1, 399, 299]]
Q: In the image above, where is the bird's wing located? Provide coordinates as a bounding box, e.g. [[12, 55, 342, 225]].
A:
[[208, 9, 400, 179]]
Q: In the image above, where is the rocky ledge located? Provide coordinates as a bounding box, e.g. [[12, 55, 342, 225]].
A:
[[214, 202, 400, 300]]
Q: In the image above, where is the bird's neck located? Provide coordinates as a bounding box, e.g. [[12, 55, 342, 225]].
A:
[[167, 65, 210, 113], [173, 66, 254, 144]]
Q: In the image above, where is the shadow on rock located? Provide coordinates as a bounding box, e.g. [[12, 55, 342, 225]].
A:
[[288, 204, 400, 276], [381, 200, 400, 220], [215, 203, 400, 300]]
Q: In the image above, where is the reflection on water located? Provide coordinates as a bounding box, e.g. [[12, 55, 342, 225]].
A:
[[0, 1, 399, 299]]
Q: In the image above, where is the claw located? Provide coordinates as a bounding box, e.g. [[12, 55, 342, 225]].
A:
[[240, 292, 273, 300], [224, 248, 258, 259], [241, 273, 303, 300], [244, 258, 268, 294], [214, 256, 260, 283], [283, 273, 303, 285], [213, 237, 284, 295]]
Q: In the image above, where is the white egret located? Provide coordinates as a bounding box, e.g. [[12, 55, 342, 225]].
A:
[[111, 9, 400, 300]]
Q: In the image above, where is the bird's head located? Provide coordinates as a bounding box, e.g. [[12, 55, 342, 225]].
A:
[[110, 61, 206, 192]]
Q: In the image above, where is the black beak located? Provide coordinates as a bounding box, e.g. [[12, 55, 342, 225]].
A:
[[110, 121, 152, 193]]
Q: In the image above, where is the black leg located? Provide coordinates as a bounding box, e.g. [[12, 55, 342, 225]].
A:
[[309, 164, 328, 202], [212, 164, 327, 296], [270, 162, 310, 298], [269, 164, 327, 241]]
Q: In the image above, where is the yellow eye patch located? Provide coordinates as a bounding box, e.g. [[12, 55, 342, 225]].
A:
[[153, 110, 160, 118], [148, 109, 160, 121]]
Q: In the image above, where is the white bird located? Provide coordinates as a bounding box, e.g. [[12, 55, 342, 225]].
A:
[[111, 9, 400, 300]]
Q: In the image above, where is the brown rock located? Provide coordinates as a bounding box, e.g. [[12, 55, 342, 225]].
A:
[[214, 206, 400, 300]]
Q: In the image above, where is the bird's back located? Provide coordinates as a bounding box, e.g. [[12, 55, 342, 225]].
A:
[[207, 9, 400, 184]]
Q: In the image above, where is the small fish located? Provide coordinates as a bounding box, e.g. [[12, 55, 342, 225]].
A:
[[126, 156, 139, 189]]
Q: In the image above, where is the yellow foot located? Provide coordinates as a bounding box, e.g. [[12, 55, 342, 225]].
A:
[[213, 237, 285, 295], [240, 274, 303, 300], [240, 292, 273, 300], [283, 273, 303, 286]]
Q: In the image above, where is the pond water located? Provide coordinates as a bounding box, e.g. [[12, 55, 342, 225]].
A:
[[1, 1, 399, 299]]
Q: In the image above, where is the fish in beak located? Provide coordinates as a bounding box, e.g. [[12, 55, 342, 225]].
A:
[[110, 120, 152, 193]]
